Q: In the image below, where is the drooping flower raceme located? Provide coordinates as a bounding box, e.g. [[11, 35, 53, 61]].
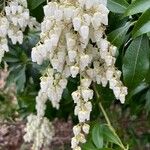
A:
[[24, 114, 55, 150], [25, 0, 128, 149], [0, 2, 55, 148], [0, 0, 39, 62]]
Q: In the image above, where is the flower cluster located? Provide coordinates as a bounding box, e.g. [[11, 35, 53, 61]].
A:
[[40, 69, 68, 109], [26, 0, 128, 149], [0, 0, 39, 62], [24, 114, 55, 150], [24, 87, 55, 149]]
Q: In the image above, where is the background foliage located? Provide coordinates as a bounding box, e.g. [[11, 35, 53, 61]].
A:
[[0, 0, 150, 149]]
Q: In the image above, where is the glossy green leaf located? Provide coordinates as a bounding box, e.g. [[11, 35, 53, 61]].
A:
[[27, 0, 45, 10], [124, 0, 150, 16], [108, 22, 132, 47], [132, 9, 150, 38], [123, 35, 149, 89], [92, 123, 104, 148], [107, 0, 129, 13]]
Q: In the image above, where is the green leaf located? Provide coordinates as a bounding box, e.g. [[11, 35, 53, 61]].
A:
[[128, 82, 149, 99], [92, 123, 104, 148], [16, 66, 26, 92], [124, 0, 150, 16], [132, 9, 150, 38], [107, 0, 129, 13], [4, 57, 20, 63], [123, 35, 149, 89], [7, 65, 26, 92], [27, 0, 45, 10], [102, 125, 122, 147], [82, 141, 99, 150], [108, 22, 132, 48]]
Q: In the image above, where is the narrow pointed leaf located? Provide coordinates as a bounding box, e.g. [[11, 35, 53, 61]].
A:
[[108, 22, 132, 47], [124, 0, 150, 16], [107, 0, 129, 13], [132, 9, 150, 38], [123, 35, 149, 89]]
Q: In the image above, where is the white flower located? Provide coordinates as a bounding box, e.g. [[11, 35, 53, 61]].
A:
[[0, 49, 5, 63], [85, 101, 92, 112], [66, 36, 76, 48], [82, 123, 90, 134], [50, 34, 59, 47], [113, 86, 121, 98], [73, 146, 81, 150], [70, 66, 79, 78], [59, 79, 68, 88], [1, 39, 9, 52], [83, 14, 91, 26], [98, 4, 109, 14], [71, 137, 79, 149], [73, 17, 82, 31], [101, 14, 108, 25], [72, 91, 81, 103], [80, 25, 89, 40], [77, 102, 92, 122], [106, 68, 114, 80], [73, 125, 81, 136], [81, 78, 92, 88], [119, 94, 126, 104], [86, 69, 95, 79], [94, 30, 103, 42], [78, 133, 86, 143], [92, 12, 102, 30], [121, 87, 128, 95], [105, 55, 113, 66], [0, 17, 9, 37], [51, 58, 59, 70], [31, 47, 43, 65], [68, 50, 77, 62], [81, 89, 93, 101], [97, 38, 109, 52], [101, 77, 108, 87], [80, 54, 91, 70], [109, 78, 117, 89]]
